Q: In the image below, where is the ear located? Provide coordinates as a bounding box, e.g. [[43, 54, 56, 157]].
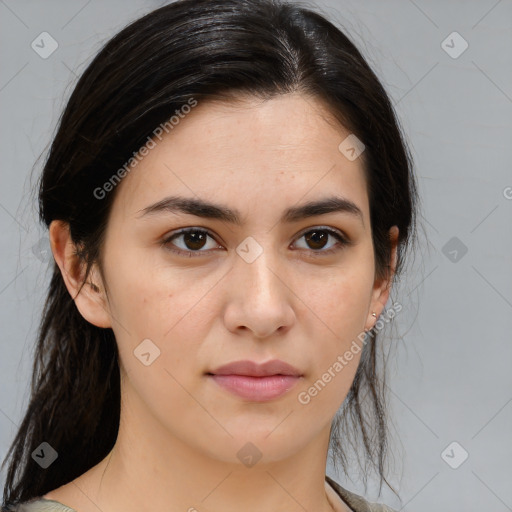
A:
[[365, 225, 399, 331], [49, 220, 112, 329]]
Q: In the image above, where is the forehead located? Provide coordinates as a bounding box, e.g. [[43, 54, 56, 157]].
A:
[[109, 93, 369, 224]]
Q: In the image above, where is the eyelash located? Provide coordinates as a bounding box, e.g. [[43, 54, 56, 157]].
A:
[[160, 226, 351, 258]]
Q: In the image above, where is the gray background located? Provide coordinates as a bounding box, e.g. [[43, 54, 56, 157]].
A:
[[1, 1, 511, 510]]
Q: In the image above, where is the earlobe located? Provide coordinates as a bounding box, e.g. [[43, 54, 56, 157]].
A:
[[49, 220, 112, 329]]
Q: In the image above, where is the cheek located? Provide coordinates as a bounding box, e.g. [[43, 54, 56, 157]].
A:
[[296, 353, 360, 418], [293, 263, 373, 407], [300, 264, 374, 339], [295, 281, 367, 417], [110, 275, 204, 421], [104, 244, 189, 335], [106, 258, 214, 380]]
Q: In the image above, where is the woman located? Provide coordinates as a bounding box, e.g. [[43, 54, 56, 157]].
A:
[[1, 0, 420, 511]]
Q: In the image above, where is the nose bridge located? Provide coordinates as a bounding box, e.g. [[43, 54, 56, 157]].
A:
[[235, 234, 280, 299], [229, 236, 295, 337], [222, 233, 298, 338]]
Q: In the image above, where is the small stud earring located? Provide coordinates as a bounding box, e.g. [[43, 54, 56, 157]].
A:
[[372, 312, 377, 317]]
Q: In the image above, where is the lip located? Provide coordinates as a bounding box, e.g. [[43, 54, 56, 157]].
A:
[[209, 359, 302, 377], [207, 359, 303, 402]]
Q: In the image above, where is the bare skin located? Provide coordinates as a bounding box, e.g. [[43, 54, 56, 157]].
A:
[[46, 92, 398, 512]]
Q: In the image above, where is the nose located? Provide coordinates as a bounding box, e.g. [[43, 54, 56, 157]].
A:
[[222, 246, 296, 339]]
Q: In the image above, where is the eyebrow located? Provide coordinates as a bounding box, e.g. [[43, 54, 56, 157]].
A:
[[136, 195, 364, 226]]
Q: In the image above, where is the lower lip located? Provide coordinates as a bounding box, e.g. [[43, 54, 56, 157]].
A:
[[208, 374, 301, 401]]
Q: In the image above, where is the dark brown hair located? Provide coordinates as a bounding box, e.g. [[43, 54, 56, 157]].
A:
[[2, 0, 420, 508]]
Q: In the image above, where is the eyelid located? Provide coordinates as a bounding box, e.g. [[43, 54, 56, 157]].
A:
[[161, 225, 351, 257], [294, 225, 348, 242]]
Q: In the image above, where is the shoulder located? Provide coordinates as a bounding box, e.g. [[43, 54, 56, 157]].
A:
[[325, 475, 398, 512], [3, 498, 77, 512]]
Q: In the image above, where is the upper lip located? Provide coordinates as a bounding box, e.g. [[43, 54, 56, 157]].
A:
[[208, 359, 302, 377]]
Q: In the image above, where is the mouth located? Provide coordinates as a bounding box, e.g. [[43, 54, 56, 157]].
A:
[[206, 359, 303, 402], [206, 373, 302, 402]]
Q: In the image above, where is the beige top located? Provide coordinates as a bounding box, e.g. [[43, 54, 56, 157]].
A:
[[325, 476, 398, 512], [10, 476, 397, 512]]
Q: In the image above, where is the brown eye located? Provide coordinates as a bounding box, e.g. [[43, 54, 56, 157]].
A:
[[161, 228, 220, 257], [304, 230, 329, 250], [293, 227, 350, 256], [181, 231, 208, 250]]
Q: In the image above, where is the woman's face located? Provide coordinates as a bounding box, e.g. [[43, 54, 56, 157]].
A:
[[71, 93, 397, 465]]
